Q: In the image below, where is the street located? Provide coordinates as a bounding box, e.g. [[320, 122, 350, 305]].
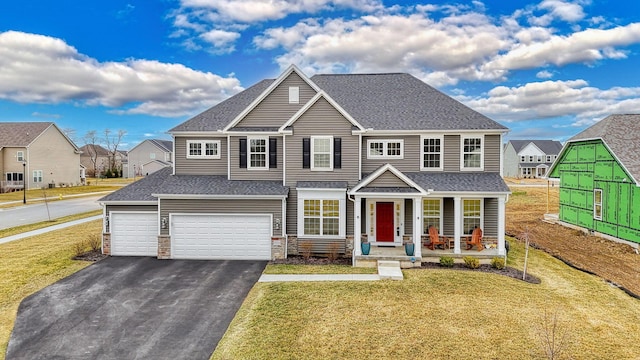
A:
[[0, 195, 103, 230]]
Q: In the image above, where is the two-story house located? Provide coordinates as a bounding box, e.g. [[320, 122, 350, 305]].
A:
[[125, 139, 173, 178], [100, 65, 510, 266], [80, 144, 126, 177], [503, 140, 563, 178]]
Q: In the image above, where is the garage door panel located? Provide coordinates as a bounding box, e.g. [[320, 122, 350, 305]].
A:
[[111, 213, 158, 256], [172, 214, 271, 260]]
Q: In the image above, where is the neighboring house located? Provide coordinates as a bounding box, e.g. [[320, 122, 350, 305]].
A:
[[80, 144, 125, 177], [503, 140, 563, 178], [0, 122, 81, 192], [100, 65, 511, 266], [125, 139, 173, 178], [548, 114, 640, 247]]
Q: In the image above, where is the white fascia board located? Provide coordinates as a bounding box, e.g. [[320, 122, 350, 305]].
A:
[[99, 200, 158, 206], [349, 163, 426, 195], [279, 91, 365, 132], [224, 65, 320, 132], [153, 194, 287, 200], [430, 191, 511, 197], [351, 192, 423, 198], [363, 129, 508, 136], [224, 131, 281, 136], [295, 187, 347, 193], [170, 131, 224, 137]]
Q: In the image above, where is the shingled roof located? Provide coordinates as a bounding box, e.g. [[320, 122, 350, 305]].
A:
[[0, 122, 55, 147], [148, 139, 173, 152], [508, 140, 563, 155], [169, 71, 507, 133], [568, 114, 640, 184]]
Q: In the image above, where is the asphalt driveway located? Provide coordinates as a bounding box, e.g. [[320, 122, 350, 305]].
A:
[[6, 257, 267, 360]]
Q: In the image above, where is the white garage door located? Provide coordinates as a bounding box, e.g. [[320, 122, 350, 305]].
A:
[[172, 214, 271, 260], [111, 212, 158, 256]]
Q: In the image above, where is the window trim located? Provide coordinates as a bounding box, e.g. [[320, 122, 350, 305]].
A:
[[289, 86, 300, 104], [594, 188, 603, 220], [460, 135, 484, 171], [462, 198, 483, 235], [33, 169, 43, 183], [367, 139, 404, 159], [421, 135, 444, 171], [423, 198, 443, 234], [247, 136, 269, 170], [311, 136, 333, 171], [297, 189, 346, 238], [17, 151, 24, 162], [186, 140, 221, 159]]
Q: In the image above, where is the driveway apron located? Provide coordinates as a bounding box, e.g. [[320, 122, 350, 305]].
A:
[[6, 257, 266, 360]]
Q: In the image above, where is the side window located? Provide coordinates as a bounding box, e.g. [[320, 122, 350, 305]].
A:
[[17, 151, 24, 162], [187, 140, 220, 159], [594, 189, 603, 220], [462, 137, 483, 170]]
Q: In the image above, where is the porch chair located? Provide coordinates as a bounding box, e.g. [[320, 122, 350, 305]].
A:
[[466, 227, 483, 251], [426, 225, 446, 250]]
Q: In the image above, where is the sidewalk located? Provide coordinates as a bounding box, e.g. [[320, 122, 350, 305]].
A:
[[0, 191, 112, 207], [0, 215, 103, 245]]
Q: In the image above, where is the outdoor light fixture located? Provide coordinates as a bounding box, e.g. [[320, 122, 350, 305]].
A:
[[105, 216, 110, 232], [274, 218, 281, 230], [161, 217, 168, 230]]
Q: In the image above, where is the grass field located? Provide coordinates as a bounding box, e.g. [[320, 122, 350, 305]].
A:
[[0, 220, 102, 358], [212, 240, 640, 359]]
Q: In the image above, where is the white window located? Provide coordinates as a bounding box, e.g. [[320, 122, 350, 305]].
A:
[[546, 155, 552, 162], [537, 156, 542, 162], [311, 136, 332, 170], [463, 199, 482, 235], [17, 151, 24, 162], [520, 156, 526, 162], [248, 137, 268, 169], [528, 155, 534, 162], [150, 153, 156, 159], [5, 172, 23, 182], [186, 140, 220, 159], [423, 199, 442, 233], [165, 153, 171, 162], [594, 189, 603, 220], [461, 136, 483, 170], [367, 139, 403, 159], [289, 86, 299, 104], [33, 170, 43, 183], [421, 136, 443, 170], [297, 189, 346, 238]]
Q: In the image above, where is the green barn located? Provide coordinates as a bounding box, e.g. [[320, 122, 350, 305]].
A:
[[548, 114, 640, 247]]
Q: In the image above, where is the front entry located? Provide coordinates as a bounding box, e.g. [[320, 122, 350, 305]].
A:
[[376, 202, 395, 242]]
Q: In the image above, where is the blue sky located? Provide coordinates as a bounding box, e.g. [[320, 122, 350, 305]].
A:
[[1, 0, 640, 149]]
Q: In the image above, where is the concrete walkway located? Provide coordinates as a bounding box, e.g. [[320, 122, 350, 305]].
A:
[[0, 215, 103, 245], [258, 273, 381, 282]]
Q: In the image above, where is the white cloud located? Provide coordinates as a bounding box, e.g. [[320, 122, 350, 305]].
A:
[[461, 79, 640, 125], [538, 0, 586, 23], [536, 70, 554, 78], [0, 31, 243, 117], [199, 29, 241, 53]]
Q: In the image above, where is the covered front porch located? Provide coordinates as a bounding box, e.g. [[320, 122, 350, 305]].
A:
[[348, 164, 509, 268]]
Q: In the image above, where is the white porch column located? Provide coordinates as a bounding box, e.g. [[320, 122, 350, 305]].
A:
[[354, 196, 362, 259], [497, 196, 506, 256], [453, 196, 462, 254], [413, 196, 422, 257]]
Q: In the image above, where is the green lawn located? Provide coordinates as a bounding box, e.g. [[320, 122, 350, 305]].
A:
[[212, 239, 640, 359], [0, 220, 102, 358]]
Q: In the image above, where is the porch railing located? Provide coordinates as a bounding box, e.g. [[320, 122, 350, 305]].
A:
[[0, 180, 24, 193]]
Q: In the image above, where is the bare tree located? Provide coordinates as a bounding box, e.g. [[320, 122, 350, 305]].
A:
[[62, 127, 77, 144], [104, 129, 126, 176], [83, 130, 100, 177]]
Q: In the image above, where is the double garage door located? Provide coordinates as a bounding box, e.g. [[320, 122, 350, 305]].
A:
[[110, 213, 272, 260]]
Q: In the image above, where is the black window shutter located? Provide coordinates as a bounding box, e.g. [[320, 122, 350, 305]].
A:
[[269, 137, 277, 168], [302, 138, 310, 169], [334, 137, 342, 169], [239, 138, 247, 168]]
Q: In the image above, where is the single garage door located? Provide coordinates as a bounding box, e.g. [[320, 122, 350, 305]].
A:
[[172, 214, 271, 260], [111, 212, 158, 256]]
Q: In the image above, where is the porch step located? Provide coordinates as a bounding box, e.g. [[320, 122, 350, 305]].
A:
[[377, 260, 404, 280]]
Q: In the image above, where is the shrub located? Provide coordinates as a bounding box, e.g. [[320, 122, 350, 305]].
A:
[[299, 241, 313, 260], [327, 242, 341, 262], [439, 256, 454, 267], [491, 257, 506, 270], [73, 240, 88, 257], [88, 234, 102, 252], [463, 256, 480, 269]]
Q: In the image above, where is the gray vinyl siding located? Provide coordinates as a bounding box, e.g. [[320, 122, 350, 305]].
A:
[[484, 198, 498, 237], [484, 134, 501, 172], [442, 198, 455, 236], [368, 171, 410, 187], [174, 136, 227, 176], [284, 97, 359, 235], [160, 198, 282, 236], [443, 135, 460, 172], [362, 136, 420, 173], [106, 205, 157, 213], [229, 135, 283, 180], [404, 199, 413, 236], [235, 72, 317, 128]]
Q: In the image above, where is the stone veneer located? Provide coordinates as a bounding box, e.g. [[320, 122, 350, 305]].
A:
[[158, 235, 171, 259], [345, 235, 354, 257], [287, 235, 298, 256], [102, 233, 111, 255], [271, 237, 286, 260]]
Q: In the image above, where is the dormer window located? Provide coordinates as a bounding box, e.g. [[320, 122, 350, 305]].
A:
[[368, 139, 403, 159], [289, 86, 299, 104]]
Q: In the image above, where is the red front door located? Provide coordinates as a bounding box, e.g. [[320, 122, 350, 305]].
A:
[[376, 202, 395, 242]]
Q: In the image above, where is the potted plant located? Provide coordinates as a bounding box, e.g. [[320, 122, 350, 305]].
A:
[[404, 241, 415, 256], [361, 236, 370, 255]]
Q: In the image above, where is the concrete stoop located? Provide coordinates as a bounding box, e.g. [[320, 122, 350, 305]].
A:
[[377, 260, 404, 280]]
